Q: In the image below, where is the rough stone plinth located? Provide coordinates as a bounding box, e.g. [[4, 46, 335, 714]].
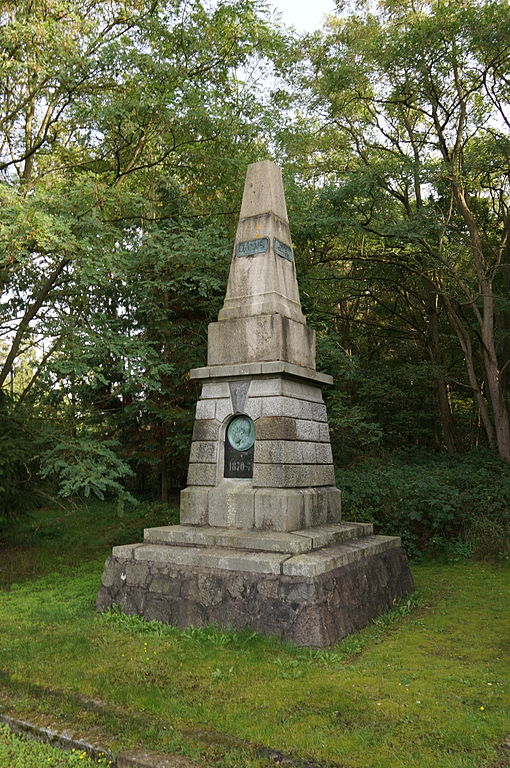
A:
[[97, 543, 413, 648]]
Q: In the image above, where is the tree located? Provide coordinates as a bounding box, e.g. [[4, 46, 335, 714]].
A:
[[292, 0, 510, 459], [0, 0, 284, 502]]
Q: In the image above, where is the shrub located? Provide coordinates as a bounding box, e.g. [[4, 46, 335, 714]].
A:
[[0, 400, 41, 527], [335, 449, 510, 560]]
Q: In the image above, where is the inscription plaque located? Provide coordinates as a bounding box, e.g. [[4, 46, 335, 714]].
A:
[[274, 238, 293, 262], [224, 415, 255, 478], [236, 237, 269, 258]]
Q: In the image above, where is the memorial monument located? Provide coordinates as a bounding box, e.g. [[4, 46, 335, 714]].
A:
[[97, 160, 413, 646]]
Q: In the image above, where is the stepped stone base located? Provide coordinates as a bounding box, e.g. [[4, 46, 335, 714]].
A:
[[96, 523, 413, 647]]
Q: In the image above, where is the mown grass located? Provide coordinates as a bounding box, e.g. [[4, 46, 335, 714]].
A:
[[0, 502, 509, 768]]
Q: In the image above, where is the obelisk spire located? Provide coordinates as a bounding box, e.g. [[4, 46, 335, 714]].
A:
[[218, 160, 305, 324]]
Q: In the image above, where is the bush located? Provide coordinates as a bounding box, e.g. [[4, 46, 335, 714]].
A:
[[335, 449, 510, 560], [0, 400, 42, 527]]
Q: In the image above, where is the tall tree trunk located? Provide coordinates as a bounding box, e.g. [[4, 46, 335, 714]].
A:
[[422, 279, 457, 453], [443, 295, 496, 450], [481, 290, 510, 461]]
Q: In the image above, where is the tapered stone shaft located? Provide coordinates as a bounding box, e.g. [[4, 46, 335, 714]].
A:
[[209, 160, 313, 368]]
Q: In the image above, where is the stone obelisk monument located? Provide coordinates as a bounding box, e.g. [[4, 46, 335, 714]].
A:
[[97, 160, 413, 646]]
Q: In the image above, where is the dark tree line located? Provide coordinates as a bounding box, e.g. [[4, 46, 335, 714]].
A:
[[1, 0, 509, 527]]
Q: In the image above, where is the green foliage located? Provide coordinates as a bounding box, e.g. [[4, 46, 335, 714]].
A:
[[0, 725, 101, 768], [0, 499, 178, 589], [0, 0, 286, 512], [0, 398, 43, 525], [336, 450, 510, 559], [39, 434, 135, 502], [288, 0, 510, 460]]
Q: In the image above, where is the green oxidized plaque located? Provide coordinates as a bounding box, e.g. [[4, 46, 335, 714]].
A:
[[274, 237, 293, 262], [236, 237, 269, 258], [227, 416, 255, 451]]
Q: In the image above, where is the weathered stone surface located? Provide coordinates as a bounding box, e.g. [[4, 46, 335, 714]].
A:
[[252, 463, 336, 488], [96, 545, 414, 647], [180, 486, 210, 525], [208, 315, 315, 369], [189, 441, 217, 463], [186, 463, 217, 487], [191, 418, 220, 442], [282, 535, 400, 577], [200, 381, 230, 399], [254, 440, 324, 464], [254, 488, 303, 531], [301, 487, 328, 528], [148, 571, 182, 596], [244, 396, 263, 420], [144, 524, 316, 554], [260, 395, 313, 420], [145, 525, 211, 547], [310, 402, 328, 422], [281, 379, 324, 402], [133, 543, 290, 575], [292, 522, 371, 549], [218, 161, 306, 325], [254, 416, 299, 441], [294, 418, 323, 441], [208, 481, 255, 528], [315, 442, 334, 464], [214, 397, 234, 422], [123, 561, 151, 587], [118, 748, 195, 768], [111, 543, 143, 559], [248, 377, 283, 397], [326, 486, 342, 522], [229, 380, 250, 412], [190, 361, 333, 385], [254, 416, 331, 445]]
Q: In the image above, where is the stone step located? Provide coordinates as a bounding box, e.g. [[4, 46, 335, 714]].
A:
[[112, 533, 399, 578], [143, 522, 373, 554], [281, 535, 401, 577], [116, 542, 289, 575]]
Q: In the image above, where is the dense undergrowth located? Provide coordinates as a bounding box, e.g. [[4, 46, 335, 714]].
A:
[[336, 449, 510, 561], [0, 499, 178, 590]]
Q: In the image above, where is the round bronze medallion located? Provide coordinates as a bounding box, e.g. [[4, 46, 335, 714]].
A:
[[226, 415, 255, 452]]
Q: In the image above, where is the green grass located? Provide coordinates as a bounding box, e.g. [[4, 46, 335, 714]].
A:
[[0, 502, 509, 768], [0, 499, 178, 589], [0, 724, 103, 768]]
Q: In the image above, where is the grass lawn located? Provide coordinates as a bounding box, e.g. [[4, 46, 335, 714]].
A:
[[0, 501, 509, 768]]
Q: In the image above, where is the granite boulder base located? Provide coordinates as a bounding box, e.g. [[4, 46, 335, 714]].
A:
[[97, 533, 413, 647], [97, 159, 413, 646]]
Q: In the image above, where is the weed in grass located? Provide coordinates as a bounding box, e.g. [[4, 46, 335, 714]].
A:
[[0, 725, 102, 768]]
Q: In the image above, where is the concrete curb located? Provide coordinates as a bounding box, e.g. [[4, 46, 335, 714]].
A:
[[0, 710, 340, 768], [0, 713, 115, 763], [0, 714, 197, 766]]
